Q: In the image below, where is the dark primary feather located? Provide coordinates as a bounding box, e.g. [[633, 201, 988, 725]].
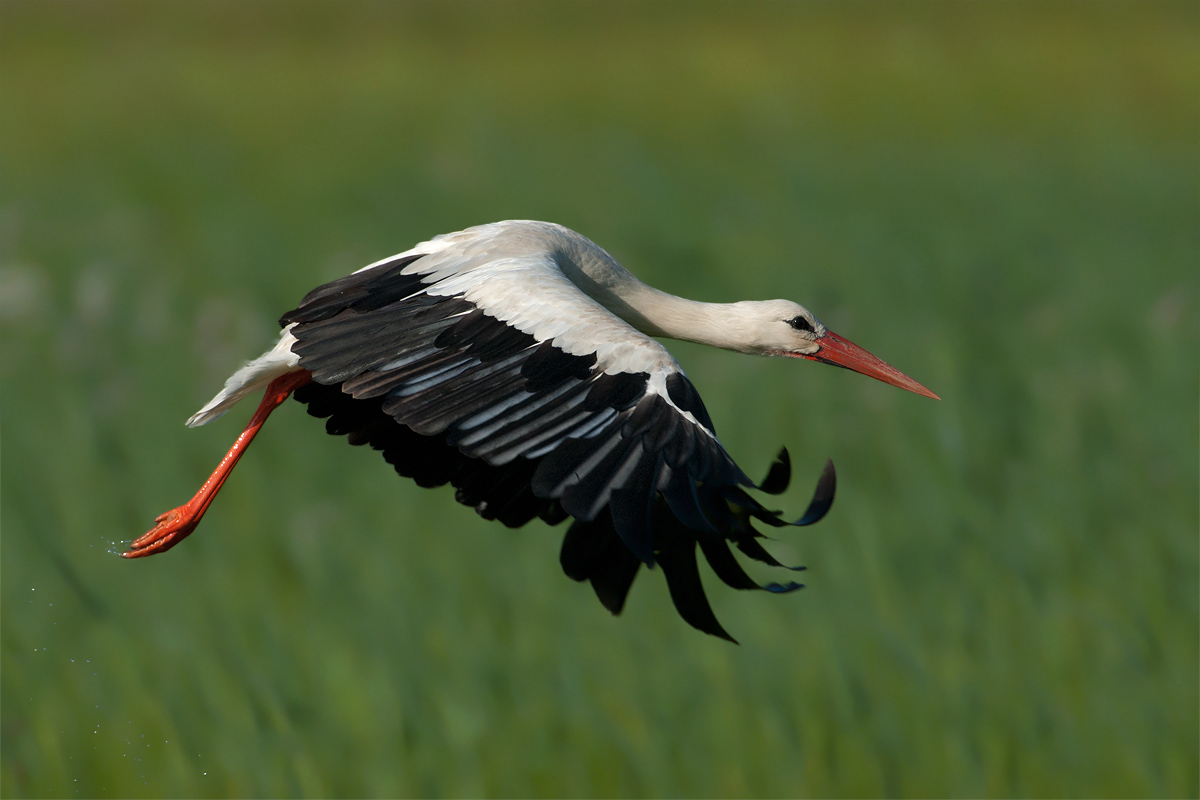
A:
[[281, 256, 836, 640]]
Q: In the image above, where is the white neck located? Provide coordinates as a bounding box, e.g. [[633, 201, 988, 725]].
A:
[[556, 240, 764, 354], [605, 283, 764, 353]]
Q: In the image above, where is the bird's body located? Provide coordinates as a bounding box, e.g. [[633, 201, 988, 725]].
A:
[[126, 221, 936, 641]]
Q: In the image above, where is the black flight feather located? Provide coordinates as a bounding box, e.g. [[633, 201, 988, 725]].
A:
[[280, 260, 836, 641]]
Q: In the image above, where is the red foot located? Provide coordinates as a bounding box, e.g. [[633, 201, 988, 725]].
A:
[[122, 369, 312, 559], [123, 507, 205, 558]]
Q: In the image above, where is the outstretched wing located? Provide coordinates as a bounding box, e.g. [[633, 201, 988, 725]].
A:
[[281, 245, 834, 641]]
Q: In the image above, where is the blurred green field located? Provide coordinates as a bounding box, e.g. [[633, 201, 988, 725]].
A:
[[2, 2, 1197, 797]]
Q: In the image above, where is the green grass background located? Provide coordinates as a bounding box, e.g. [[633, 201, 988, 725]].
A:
[[2, 2, 1196, 797]]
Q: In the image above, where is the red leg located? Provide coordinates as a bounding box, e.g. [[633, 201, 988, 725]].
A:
[[123, 370, 313, 559]]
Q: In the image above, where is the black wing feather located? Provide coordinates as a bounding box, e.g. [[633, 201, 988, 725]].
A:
[[280, 258, 836, 640], [560, 510, 642, 614]]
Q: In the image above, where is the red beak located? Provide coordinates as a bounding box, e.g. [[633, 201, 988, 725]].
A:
[[799, 330, 940, 400]]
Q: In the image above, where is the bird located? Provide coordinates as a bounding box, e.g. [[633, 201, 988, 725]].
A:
[[124, 220, 937, 641]]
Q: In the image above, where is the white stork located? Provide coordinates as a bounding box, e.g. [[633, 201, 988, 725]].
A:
[[124, 220, 937, 641]]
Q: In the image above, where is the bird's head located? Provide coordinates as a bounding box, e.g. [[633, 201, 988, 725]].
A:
[[747, 299, 939, 400]]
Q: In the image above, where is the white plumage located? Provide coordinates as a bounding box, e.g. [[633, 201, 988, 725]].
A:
[[127, 220, 936, 641]]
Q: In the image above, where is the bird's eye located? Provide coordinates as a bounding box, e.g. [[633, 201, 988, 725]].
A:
[[787, 316, 814, 333]]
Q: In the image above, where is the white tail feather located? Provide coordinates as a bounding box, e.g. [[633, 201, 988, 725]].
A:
[[186, 327, 301, 427]]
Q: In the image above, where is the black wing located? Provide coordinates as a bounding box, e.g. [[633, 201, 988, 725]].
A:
[[281, 255, 836, 641]]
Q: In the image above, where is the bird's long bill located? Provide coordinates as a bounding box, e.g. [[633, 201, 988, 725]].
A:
[[805, 331, 940, 399]]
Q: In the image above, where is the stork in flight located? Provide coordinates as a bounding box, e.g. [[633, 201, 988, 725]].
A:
[[125, 221, 937, 641]]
